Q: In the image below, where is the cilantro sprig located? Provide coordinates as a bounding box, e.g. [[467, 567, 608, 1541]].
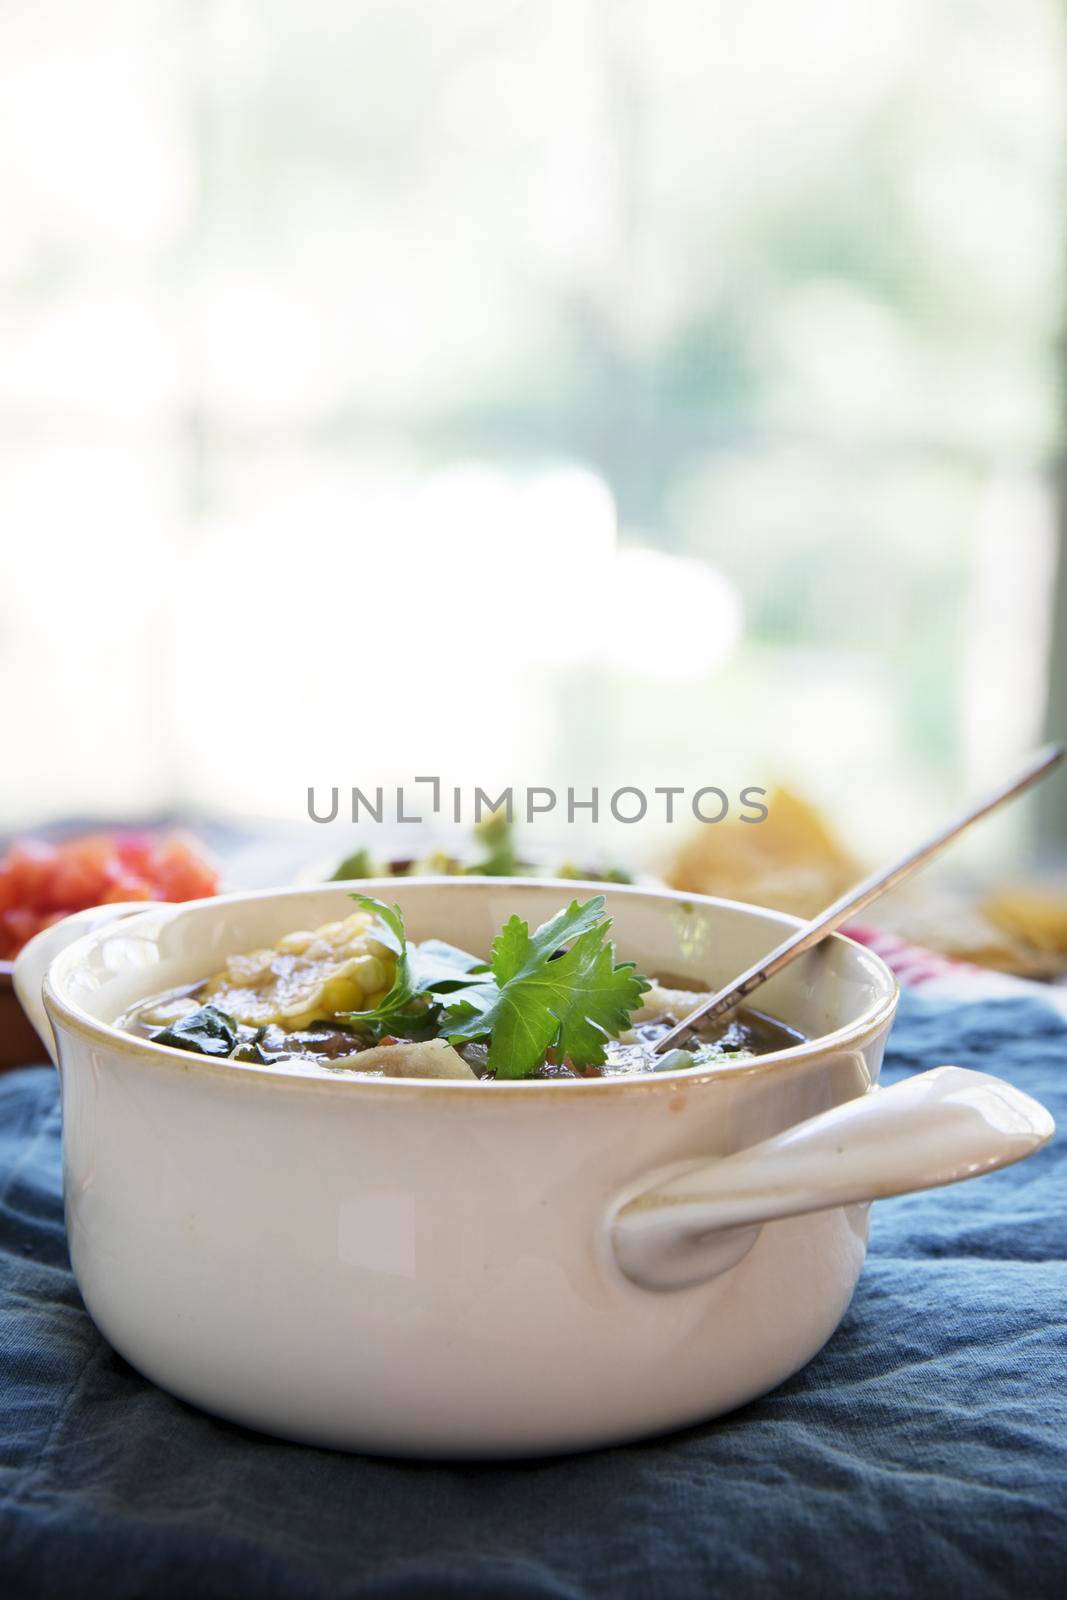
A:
[[344, 891, 649, 1077], [443, 896, 649, 1078]]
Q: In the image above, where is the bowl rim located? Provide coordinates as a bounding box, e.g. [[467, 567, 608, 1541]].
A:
[[40, 877, 900, 1095]]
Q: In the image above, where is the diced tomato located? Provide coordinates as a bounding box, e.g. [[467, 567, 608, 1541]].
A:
[[114, 832, 156, 874], [151, 835, 220, 902], [5, 842, 59, 911], [39, 850, 110, 912], [0, 830, 220, 957], [69, 834, 117, 871], [100, 876, 156, 904]]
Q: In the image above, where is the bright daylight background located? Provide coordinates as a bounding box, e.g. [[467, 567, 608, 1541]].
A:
[[2, 0, 1066, 870]]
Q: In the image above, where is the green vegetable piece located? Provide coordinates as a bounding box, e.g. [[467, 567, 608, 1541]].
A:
[[330, 847, 377, 881], [557, 862, 634, 884], [465, 810, 519, 877], [689, 1041, 754, 1066], [652, 1048, 695, 1073], [151, 1004, 239, 1058], [232, 1039, 272, 1065]]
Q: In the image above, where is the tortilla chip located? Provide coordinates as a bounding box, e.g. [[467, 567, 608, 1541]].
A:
[[666, 786, 858, 918]]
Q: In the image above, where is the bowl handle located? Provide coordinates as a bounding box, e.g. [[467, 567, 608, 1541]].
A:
[[13, 902, 159, 1068], [612, 1066, 1055, 1291]]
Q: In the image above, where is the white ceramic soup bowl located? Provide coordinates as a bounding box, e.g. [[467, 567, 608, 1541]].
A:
[[15, 878, 1053, 1459]]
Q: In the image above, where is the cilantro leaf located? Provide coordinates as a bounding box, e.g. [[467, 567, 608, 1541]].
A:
[[444, 897, 649, 1078], [546, 924, 648, 1067], [517, 895, 609, 966], [408, 939, 489, 993], [342, 893, 417, 1034]]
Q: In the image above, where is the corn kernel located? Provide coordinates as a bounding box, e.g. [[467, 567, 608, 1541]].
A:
[[347, 955, 386, 994]]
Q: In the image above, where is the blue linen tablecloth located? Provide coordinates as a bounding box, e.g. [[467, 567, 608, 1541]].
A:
[[1, 991, 1065, 1599]]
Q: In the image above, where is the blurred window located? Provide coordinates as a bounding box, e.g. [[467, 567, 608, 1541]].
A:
[[2, 0, 1064, 864]]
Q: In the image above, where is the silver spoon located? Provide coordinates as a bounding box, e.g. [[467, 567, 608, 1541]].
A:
[[653, 743, 1065, 1056]]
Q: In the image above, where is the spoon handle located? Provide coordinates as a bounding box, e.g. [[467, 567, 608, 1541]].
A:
[[653, 742, 1065, 1053]]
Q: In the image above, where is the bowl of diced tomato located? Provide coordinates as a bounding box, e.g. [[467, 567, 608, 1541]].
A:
[[0, 832, 219, 1067]]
